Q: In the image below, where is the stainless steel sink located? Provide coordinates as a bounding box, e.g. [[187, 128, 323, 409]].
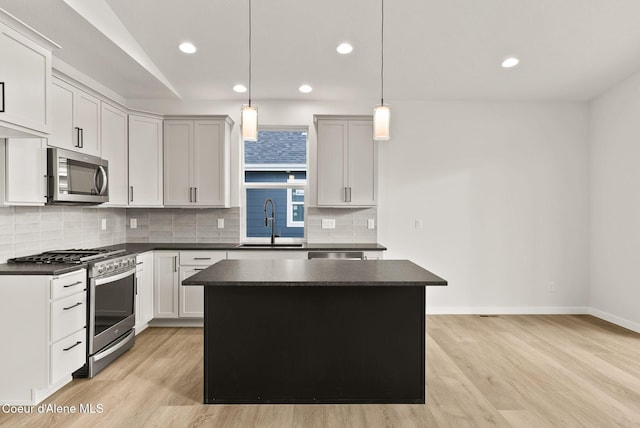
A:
[[237, 243, 304, 248]]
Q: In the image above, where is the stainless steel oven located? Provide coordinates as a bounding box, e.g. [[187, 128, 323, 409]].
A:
[[82, 254, 136, 378], [47, 147, 109, 205]]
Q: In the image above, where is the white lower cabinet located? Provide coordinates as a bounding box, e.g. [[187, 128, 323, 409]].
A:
[[153, 251, 225, 319], [179, 267, 206, 318], [135, 252, 154, 333], [153, 252, 179, 318], [0, 269, 87, 405]]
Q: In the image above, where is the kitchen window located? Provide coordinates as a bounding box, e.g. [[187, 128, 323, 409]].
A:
[[242, 128, 307, 241]]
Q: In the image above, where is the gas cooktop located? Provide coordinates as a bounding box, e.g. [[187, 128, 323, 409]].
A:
[[9, 248, 125, 264]]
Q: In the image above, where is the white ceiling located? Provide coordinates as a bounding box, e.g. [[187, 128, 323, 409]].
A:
[[3, 0, 640, 103]]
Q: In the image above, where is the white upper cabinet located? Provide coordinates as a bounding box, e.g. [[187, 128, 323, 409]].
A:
[[129, 113, 163, 207], [49, 78, 101, 156], [100, 102, 128, 207], [0, 10, 57, 138], [164, 117, 232, 208], [316, 116, 377, 207], [1, 137, 46, 206]]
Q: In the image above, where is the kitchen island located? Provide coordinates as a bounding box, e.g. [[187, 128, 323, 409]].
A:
[[182, 259, 447, 404]]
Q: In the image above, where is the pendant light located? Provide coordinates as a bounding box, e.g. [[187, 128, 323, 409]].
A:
[[241, 0, 258, 141], [373, 0, 390, 141]]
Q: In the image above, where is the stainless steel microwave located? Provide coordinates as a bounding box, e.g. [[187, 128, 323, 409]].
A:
[[47, 147, 109, 205]]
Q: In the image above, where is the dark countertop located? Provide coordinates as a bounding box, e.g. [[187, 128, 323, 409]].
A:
[[0, 242, 386, 275], [182, 259, 447, 287], [0, 263, 87, 276]]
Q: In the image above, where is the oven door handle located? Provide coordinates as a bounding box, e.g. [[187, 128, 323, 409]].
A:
[[94, 268, 136, 286]]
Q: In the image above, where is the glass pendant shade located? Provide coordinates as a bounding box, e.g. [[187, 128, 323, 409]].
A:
[[241, 105, 258, 141], [373, 104, 390, 141]]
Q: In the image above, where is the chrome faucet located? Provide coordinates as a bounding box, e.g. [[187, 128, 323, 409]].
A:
[[263, 198, 277, 244]]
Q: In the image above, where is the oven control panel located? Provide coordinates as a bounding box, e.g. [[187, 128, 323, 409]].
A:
[[92, 255, 136, 278]]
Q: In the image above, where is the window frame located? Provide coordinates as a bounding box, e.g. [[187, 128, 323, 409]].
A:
[[240, 126, 308, 244]]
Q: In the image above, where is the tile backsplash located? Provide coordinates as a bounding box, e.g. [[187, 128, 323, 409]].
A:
[[306, 207, 377, 243], [0, 206, 127, 264], [126, 208, 240, 243], [1, 205, 378, 263]]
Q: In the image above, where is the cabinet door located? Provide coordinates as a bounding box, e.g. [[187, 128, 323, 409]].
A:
[[49, 79, 76, 151], [179, 267, 204, 318], [163, 120, 193, 206], [75, 91, 100, 156], [317, 120, 348, 206], [135, 252, 154, 331], [153, 252, 179, 318], [194, 120, 226, 206], [101, 103, 128, 206], [3, 138, 46, 205], [0, 22, 51, 135], [347, 120, 376, 206], [129, 115, 163, 206]]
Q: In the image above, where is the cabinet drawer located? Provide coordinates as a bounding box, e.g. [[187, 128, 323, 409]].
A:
[[51, 269, 86, 300], [179, 251, 226, 266], [50, 328, 86, 385], [51, 292, 86, 342]]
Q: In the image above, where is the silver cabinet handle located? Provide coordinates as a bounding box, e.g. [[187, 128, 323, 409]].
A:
[[75, 127, 81, 148], [173, 256, 177, 272], [63, 341, 82, 352], [344, 187, 352, 202], [195, 268, 205, 271], [194, 187, 198, 203], [189, 187, 193, 202], [130, 186, 134, 202], [79, 128, 84, 148], [63, 302, 83, 311], [63, 280, 84, 288], [0, 82, 5, 113], [194, 257, 211, 260]]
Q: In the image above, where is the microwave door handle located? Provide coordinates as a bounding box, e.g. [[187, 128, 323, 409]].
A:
[[94, 166, 108, 195]]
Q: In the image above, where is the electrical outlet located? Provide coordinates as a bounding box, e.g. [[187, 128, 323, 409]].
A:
[[367, 218, 375, 229], [101, 219, 107, 230], [414, 218, 423, 230], [217, 218, 225, 229], [322, 219, 336, 229], [130, 218, 137, 229], [548, 281, 557, 293]]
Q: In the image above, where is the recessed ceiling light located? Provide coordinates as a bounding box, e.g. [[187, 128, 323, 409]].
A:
[[233, 84, 247, 93], [298, 84, 313, 93], [502, 57, 519, 68], [336, 43, 353, 55], [179, 42, 197, 54]]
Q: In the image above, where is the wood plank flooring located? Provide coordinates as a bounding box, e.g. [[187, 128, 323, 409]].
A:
[[1, 315, 639, 427]]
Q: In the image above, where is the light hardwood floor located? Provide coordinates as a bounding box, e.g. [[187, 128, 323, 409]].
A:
[[1, 315, 639, 427]]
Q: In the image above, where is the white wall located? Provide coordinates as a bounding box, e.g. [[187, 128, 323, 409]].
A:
[[377, 101, 591, 314], [589, 72, 640, 332]]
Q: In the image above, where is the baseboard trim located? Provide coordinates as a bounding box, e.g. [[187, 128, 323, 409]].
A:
[[426, 306, 590, 315], [589, 308, 640, 334]]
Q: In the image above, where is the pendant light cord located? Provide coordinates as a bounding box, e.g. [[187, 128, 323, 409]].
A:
[[248, 0, 252, 107], [381, 0, 384, 105]]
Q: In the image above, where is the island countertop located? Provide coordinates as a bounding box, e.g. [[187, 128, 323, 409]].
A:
[[182, 259, 447, 287]]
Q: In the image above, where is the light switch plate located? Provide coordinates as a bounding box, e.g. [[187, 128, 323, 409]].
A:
[[130, 218, 137, 229], [217, 218, 225, 229], [322, 219, 336, 229], [367, 219, 375, 229], [101, 219, 107, 230]]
